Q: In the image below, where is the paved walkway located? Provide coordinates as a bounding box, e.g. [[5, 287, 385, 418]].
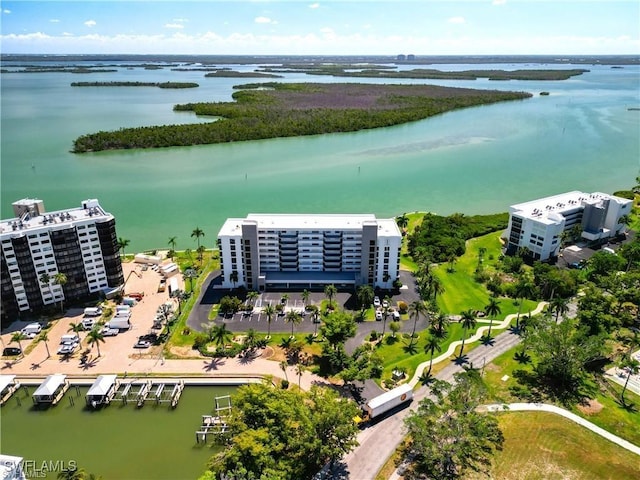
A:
[[484, 403, 640, 456]]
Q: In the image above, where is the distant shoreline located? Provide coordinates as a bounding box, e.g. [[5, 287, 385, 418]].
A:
[[2, 53, 639, 65]]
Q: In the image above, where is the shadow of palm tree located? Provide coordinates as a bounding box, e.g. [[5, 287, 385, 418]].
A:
[[481, 335, 496, 346], [453, 354, 469, 365], [203, 358, 225, 371], [238, 350, 258, 364]]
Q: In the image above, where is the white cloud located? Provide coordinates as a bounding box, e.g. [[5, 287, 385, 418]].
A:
[[84, 20, 96, 27], [309, 3, 320, 8], [172, 18, 189, 23], [255, 16, 274, 24], [448, 17, 466, 24], [3, 9, 11, 14], [492, 0, 507, 5], [50, 19, 60, 23], [62, 32, 73, 37], [165, 23, 184, 29]]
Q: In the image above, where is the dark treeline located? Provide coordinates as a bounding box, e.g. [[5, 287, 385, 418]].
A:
[[72, 82, 531, 153], [204, 71, 283, 78]]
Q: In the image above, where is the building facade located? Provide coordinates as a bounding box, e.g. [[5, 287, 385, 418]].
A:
[[505, 191, 632, 261], [217, 214, 402, 290], [1, 199, 124, 319]]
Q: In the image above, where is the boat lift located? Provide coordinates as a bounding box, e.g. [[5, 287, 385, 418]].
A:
[[195, 395, 232, 443]]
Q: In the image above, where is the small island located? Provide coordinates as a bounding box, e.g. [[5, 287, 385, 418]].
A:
[[71, 81, 199, 89], [204, 70, 283, 78], [72, 82, 531, 153]]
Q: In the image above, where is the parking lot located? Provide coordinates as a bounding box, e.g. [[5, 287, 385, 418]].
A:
[[1, 262, 182, 369]]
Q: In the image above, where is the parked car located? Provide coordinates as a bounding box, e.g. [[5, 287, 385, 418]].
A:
[[373, 296, 381, 308], [375, 309, 383, 321], [57, 343, 78, 355], [101, 327, 119, 337], [82, 318, 96, 330], [382, 300, 389, 309], [3, 347, 22, 356], [21, 322, 42, 338], [134, 339, 151, 349], [392, 310, 401, 320]]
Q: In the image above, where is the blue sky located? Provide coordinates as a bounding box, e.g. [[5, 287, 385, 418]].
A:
[[1, 1, 638, 55]]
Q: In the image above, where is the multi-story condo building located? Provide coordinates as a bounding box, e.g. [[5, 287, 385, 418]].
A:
[[505, 191, 632, 261], [217, 214, 402, 291], [1, 198, 124, 320]]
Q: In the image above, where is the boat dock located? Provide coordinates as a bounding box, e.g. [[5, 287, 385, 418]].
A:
[[195, 394, 232, 443], [0, 375, 21, 406], [114, 379, 185, 408], [32, 374, 70, 406]]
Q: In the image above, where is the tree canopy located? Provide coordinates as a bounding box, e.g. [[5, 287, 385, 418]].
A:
[[205, 383, 360, 480]]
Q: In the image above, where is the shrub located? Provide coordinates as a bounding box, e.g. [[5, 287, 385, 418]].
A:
[[182, 327, 191, 336], [281, 379, 290, 389], [192, 333, 209, 350], [369, 331, 379, 341], [397, 301, 408, 314]]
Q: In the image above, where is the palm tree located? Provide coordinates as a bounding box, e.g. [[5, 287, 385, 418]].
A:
[[408, 299, 428, 347], [57, 468, 87, 480], [458, 309, 477, 358], [247, 290, 259, 308], [262, 303, 276, 339], [431, 275, 444, 303], [357, 285, 374, 313], [620, 357, 640, 406], [117, 237, 130, 260], [86, 328, 105, 357], [39, 272, 51, 305], [183, 268, 197, 293], [191, 227, 205, 249], [243, 328, 257, 351], [53, 272, 68, 313], [381, 304, 390, 339], [484, 296, 502, 339], [295, 364, 304, 388], [514, 276, 535, 328], [279, 360, 289, 382], [10, 332, 26, 358], [167, 236, 177, 259], [39, 331, 51, 358], [430, 311, 450, 339], [68, 321, 84, 341], [285, 310, 302, 338], [301, 289, 311, 309], [308, 304, 320, 336], [210, 324, 232, 349], [424, 335, 442, 375], [196, 245, 206, 266], [230, 270, 239, 289], [550, 296, 570, 323], [396, 213, 409, 234], [324, 284, 337, 309]]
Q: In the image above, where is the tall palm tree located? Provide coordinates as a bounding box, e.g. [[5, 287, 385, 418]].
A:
[[262, 303, 276, 338], [117, 237, 130, 260], [86, 328, 105, 357], [396, 213, 409, 233], [295, 364, 304, 389], [39, 331, 51, 358], [247, 290, 259, 308], [484, 296, 502, 339], [183, 268, 197, 293], [279, 360, 289, 382], [196, 245, 206, 266], [550, 296, 570, 323], [381, 304, 390, 339], [431, 275, 445, 303], [68, 321, 84, 340], [620, 357, 640, 406], [408, 299, 428, 347], [210, 324, 232, 349], [10, 332, 26, 358], [515, 276, 535, 328], [53, 272, 68, 313], [301, 289, 311, 309], [430, 311, 450, 339], [458, 309, 477, 357], [324, 284, 337, 309], [424, 335, 442, 375], [357, 285, 374, 313], [285, 310, 302, 338], [191, 227, 205, 249], [39, 272, 51, 305], [167, 236, 177, 259]]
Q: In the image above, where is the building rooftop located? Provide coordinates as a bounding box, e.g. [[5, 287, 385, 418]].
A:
[[510, 191, 630, 221], [0, 199, 111, 236], [218, 213, 401, 236]]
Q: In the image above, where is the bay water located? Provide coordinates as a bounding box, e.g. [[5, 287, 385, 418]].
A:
[[1, 62, 638, 252]]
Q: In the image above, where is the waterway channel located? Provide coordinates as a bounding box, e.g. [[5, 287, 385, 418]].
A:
[[1, 384, 236, 479]]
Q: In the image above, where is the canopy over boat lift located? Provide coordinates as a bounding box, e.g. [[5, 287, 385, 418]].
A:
[[86, 375, 120, 408], [32, 374, 69, 405]]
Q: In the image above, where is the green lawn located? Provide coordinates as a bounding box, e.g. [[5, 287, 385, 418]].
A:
[[465, 411, 640, 480]]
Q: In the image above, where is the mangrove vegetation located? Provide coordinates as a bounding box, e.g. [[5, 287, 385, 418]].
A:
[[72, 82, 531, 153], [71, 81, 199, 88]]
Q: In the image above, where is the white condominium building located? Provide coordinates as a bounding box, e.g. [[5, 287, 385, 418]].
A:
[[217, 214, 402, 290], [506, 191, 632, 261], [1, 199, 124, 319]]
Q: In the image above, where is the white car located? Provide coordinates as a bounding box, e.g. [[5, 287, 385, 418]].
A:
[[21, 323, 42, 338], [82, 318, 96, 330], [375, 309, 383, 321], [101, 327, 119, 337], [57, 343, 78, 355], [373, 296, 381, 308], [382, 300, 389, 309], [392, 310, 401, 320]]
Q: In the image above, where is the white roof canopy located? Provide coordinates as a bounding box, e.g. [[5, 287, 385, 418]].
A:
[[87, 375, 118, 396], [33, 374, 67, 397]]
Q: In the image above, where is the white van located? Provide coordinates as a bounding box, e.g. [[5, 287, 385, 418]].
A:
[[60, 333, 80, 345], [116, 305, 131, 313], [21, 323, 42, 338], [83, 307, 102, 317]]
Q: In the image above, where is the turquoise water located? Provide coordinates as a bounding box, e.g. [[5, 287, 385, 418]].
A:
[[1, 63, 638, 251], [0, 385, 235, 479]]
